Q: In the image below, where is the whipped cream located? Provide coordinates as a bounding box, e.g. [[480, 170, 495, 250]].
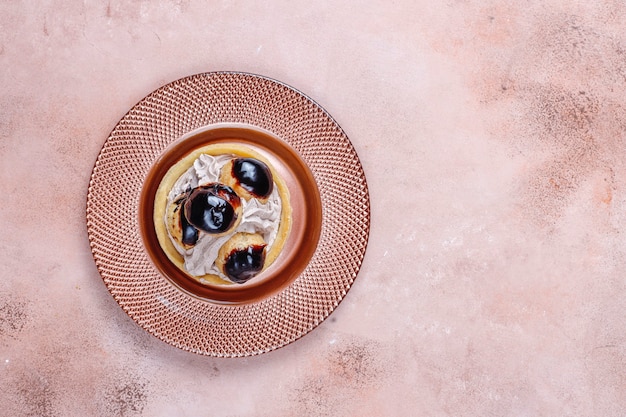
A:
[[166, 153, 282, 281]]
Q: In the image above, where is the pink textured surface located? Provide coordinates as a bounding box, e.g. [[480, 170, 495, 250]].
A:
[[1, 0, 626, 415]]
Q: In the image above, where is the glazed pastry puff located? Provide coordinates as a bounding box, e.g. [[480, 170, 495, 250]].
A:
[[215, 232, 267, 283]]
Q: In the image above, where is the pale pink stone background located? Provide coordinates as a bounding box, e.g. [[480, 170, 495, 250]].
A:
[[1, 1, 626, 416]]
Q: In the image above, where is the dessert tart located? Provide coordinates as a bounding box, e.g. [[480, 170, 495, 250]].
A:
[[154, 143, 292, 285]]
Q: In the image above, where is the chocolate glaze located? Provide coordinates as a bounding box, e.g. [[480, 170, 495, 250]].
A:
[[232, 158, 274, 198], [172, 194, 199, 246], [180, 207, 199, 246], [184, 183, 240, 234], [224, 244, 267, 284]]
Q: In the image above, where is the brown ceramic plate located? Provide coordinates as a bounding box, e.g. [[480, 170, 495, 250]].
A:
[[86, 72, 370, 357]]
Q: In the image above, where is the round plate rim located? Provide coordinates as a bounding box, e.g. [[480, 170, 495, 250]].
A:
[[85, 71, 371, 357]]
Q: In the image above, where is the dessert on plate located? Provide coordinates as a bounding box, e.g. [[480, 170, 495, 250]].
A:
[[154, 143, 292, 285]]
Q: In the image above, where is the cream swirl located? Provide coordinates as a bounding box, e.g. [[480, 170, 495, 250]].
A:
[[166, 153, 282, 280]]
